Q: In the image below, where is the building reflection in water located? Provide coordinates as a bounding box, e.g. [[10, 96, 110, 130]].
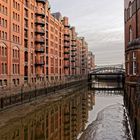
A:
[[0, 88, 95, 140]]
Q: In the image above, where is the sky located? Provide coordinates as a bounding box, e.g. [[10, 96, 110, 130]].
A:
[[49, 0, 124, 66]]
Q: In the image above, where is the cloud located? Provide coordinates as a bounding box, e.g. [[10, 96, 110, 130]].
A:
[[49, 0, 124, 65]]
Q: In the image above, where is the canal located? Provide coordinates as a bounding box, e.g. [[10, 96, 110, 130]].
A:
[[0, 81, 133, 140]]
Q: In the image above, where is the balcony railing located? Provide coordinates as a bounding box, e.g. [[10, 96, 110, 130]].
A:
[[35, 61, 45, 66], [64, 33, 70, 37], [71, 49, 76, 52], [64, 24, 70, 28], [35, 9, 45, 17], [35, 47, 45, 53], [71, 44, 76, 47], [64, 51, 70, 54], [126, 37, 140, 52], [36, 0, 46, 3], [64, 58, 70, 60], [35, 29, 45, 34], [71, 60, 76, 62], [71, 54, 76, 57], [35, 37, 45, 44], [35, 19, 45, 25], [64, 65, 70, 68]]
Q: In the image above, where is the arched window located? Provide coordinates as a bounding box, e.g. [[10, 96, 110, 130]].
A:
[[0, 42, 7, 57], [13, 46, 19, 59], [129, 26, 133, 42]]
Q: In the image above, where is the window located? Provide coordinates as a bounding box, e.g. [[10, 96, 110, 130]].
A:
[[13, 79, 16, 85], [4, 79, 7, 86], [129, 26, 133, 42], [0, 80, 2, 86], [31, 13, 33, 19], [0, 43, 7, 56], [17, 79, 19, 85], [2, 63, 4, 74], [132, 52, 136, 75]]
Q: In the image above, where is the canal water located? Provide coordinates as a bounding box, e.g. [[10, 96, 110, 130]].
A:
[[0, 82, 133, 140]]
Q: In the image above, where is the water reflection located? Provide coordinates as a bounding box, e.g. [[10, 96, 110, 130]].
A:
[[0, 88, 92, 140], [92, 79, 123, 89], [0, 83, 132, 140]]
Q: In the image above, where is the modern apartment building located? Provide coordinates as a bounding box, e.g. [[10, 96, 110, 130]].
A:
[[124, 0, 140, 139], [88, 51, 95, 72], [0, 0, 89, 91]]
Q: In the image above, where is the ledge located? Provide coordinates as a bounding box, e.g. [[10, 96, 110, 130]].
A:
[[126, 38, 140, 52]]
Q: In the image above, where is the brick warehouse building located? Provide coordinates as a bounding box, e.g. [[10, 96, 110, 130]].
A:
[[88, 51, 95, 73], [124, 0, 140, 139], [0, 0, 90, 92]]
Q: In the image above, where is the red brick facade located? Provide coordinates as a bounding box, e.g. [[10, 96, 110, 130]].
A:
[[0, 0, 90, 93], [124, 0, 140, 139]]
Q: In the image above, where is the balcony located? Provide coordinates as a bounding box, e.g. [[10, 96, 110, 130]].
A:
[[64, 58, 69, 60], [64, 25, 70, 28], [64, 40, 70, 43], [36, 0, 46, 3], [71, 44, 76, 47], [35, 37, 45, 44], [35, 47, 45, 53], [71, 54, 76, 57], [64, 45, 70, 48], [35, 61, 45, 66], [71, 60, 76, 62], [72, 39, 76, 41], [64, 33, 70, 37], [64, 51, 70, 54], [71, 49, 76, 52], [64, 65, 70, 68], [35, 19, 45, 26], [35, 29, 45, 35], [35, 9, 45, 17], [127, 37, 140, 51]]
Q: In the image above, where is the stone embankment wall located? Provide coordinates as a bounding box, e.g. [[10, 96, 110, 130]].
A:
[[0, 79, 88, 110]]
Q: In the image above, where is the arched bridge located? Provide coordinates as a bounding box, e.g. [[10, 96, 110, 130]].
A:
[[88, 64, 125, 90]]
